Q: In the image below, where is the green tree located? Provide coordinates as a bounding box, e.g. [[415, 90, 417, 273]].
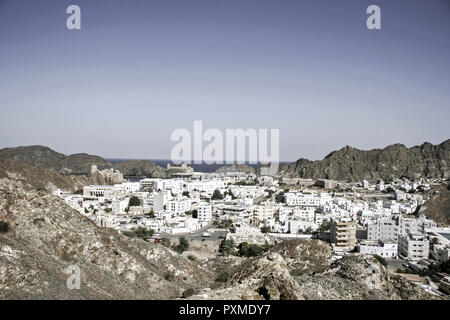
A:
[[261, 226, 270, 233], [237, 242, 264, 257], [275, 192, 285, 203], [164, 272, 174, 281], [190, 209, 198, 218], [304, 227, 313, 234], [215, 271, 231, 283], [430, 237, 439, 246], [129, 196, 141, 207], [182, 191, 190, 198], [374, 255, 387, 266], [187, 255, 197, 261], [213, 219, 233, 229], [319, 220, 331, 232], [174, 236, 190, 253], [0, 221, 10, 234], [212, 189, 224, 200], [265, 189, 275, 198], [218, 239, 235, 256], [161, 238, 172, 247], [123, 227, 154, 240]]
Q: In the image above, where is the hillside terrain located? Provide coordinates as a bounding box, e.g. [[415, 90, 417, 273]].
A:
[[0, 146, 167, 177], [215, 164, 256, 175], [285, 140, 450, 182], [194, 240, 436, 300], [0, 160, 212, 299], [417, 184, 450, 225], [2, 140, 449, 182]]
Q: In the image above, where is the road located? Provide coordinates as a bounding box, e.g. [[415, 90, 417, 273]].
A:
[[158, 223, 229, 242], [385, 257, 408, 271]]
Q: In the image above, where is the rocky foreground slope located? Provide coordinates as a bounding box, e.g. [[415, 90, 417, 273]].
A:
[[194, 240, 435, 300], [285, 140, 450, 182], [0, 160, 212, 299]]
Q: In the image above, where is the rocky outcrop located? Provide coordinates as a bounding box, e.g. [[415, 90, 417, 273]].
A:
[[269, 239, 332, 276], [60, 153, 111, 174], [194, 240, 332, 300], [418, 185, 450, 225], [285, 140, 450, 182], [192, 252, 301, 300], [215, 164, 256, 174], [112, 160, 168, 178], [193, 252, 437, 300], [0, 145, 167, 177], [296, 255, 436, 300], [0, 146, 65, 172], [0, 158, 106, 192]]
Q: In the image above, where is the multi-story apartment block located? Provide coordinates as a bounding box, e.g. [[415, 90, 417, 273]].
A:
[[153, 190, 172, 212], [293, 206, 315, 222], [367, 215, 424, 242], [112, 198, 130, 214], [253, 204, 276, 223], [197, 202, 212, 222], [398, 233, 429, 261], [432, 244, 450, 264], [330, 218, 357, 251], [167, 197, 191, 215]]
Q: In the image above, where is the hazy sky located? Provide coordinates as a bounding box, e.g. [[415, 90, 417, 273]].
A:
[[0, 0, 449, 161]]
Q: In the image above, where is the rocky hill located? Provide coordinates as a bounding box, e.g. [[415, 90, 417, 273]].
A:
[[285, 140, 450, 182], [0, 145, 167, 177], [0, 146, 66, 172], [193, 240, 437, 300], [215, 164, 256, 174], [417, 184, 450, 225], [0, 158, 106, 192], [112, 160, 168, 178], [0, 160, 212, 299]]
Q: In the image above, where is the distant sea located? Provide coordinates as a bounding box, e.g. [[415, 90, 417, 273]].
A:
[[440, 233, 450, 241], [106, 159, 261, 173]]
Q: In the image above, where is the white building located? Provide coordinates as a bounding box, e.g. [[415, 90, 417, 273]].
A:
[[253, 204, 276, 222], [284, 193, 320, 207], [367, 215, 425, 242], [398, 233, 429, 261], [396, 190, 407, 201], [293, 206, 315, 222], [112, 198, 130, 214], [115, 182, 140, 193], [432, 244, 450, 264], [167, 197, 191, 215], [153, 190, 172, 212], [83, 185, 114, 198], [358, 240, 398, 258], [362, 180, 369, 189], [197, 202, 212, 222]]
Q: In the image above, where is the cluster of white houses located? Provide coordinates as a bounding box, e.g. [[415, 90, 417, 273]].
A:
[[54, 167, 449, 267]]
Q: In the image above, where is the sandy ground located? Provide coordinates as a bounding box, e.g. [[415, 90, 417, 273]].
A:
[[182, 240, 222, 261]]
